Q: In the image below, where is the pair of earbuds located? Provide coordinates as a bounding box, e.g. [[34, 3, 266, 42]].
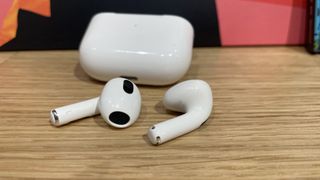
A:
[[50, 78, 213, 145]]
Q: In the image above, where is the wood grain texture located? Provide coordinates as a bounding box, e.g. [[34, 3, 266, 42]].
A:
[[0, 47, 320, 179]]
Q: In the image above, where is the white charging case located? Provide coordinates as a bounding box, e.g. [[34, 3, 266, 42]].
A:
[[79, 13, 194, 85]]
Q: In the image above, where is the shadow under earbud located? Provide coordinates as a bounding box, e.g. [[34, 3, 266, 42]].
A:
[[93, 116, 126, 130], [142, 134, 154, 146], [93, 116, 108, 129]]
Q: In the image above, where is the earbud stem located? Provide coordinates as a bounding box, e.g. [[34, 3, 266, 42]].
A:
[[148, 111, 207, 145], [50, 97, 100, 126]]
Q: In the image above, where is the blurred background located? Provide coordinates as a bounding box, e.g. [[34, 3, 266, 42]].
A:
[[0, 0, 308, 50]]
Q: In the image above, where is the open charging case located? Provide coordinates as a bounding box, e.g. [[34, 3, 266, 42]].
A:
[[79, 13, 194, 85]]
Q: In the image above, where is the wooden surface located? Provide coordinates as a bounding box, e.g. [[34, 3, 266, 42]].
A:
[[0, 47, 320, 179]]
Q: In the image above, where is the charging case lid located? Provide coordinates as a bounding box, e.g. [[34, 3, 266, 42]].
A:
[[79, 13, 194, 85]]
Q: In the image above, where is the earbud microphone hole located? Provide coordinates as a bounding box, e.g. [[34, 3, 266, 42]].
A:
[[156, 136, 161, 145], [51, 110, 59, 125]]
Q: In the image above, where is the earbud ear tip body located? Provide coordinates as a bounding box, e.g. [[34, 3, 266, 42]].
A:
[[163, 80, 213, 113], [99, 78, 141, 128]]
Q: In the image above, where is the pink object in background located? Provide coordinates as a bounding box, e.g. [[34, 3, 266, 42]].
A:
[[216, 0, 306, 46], [0, 0, 13, 29]]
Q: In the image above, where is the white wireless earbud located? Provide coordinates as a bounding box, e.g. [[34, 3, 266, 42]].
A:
[[148, 80, 213, 145], [50, 78, 141, 128]]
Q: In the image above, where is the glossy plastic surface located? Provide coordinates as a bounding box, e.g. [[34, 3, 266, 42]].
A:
[[50, 78, 141, 128], [148, 80, 213, 145], [99, 78, 141, 128], [80, 13, 194, 85]]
